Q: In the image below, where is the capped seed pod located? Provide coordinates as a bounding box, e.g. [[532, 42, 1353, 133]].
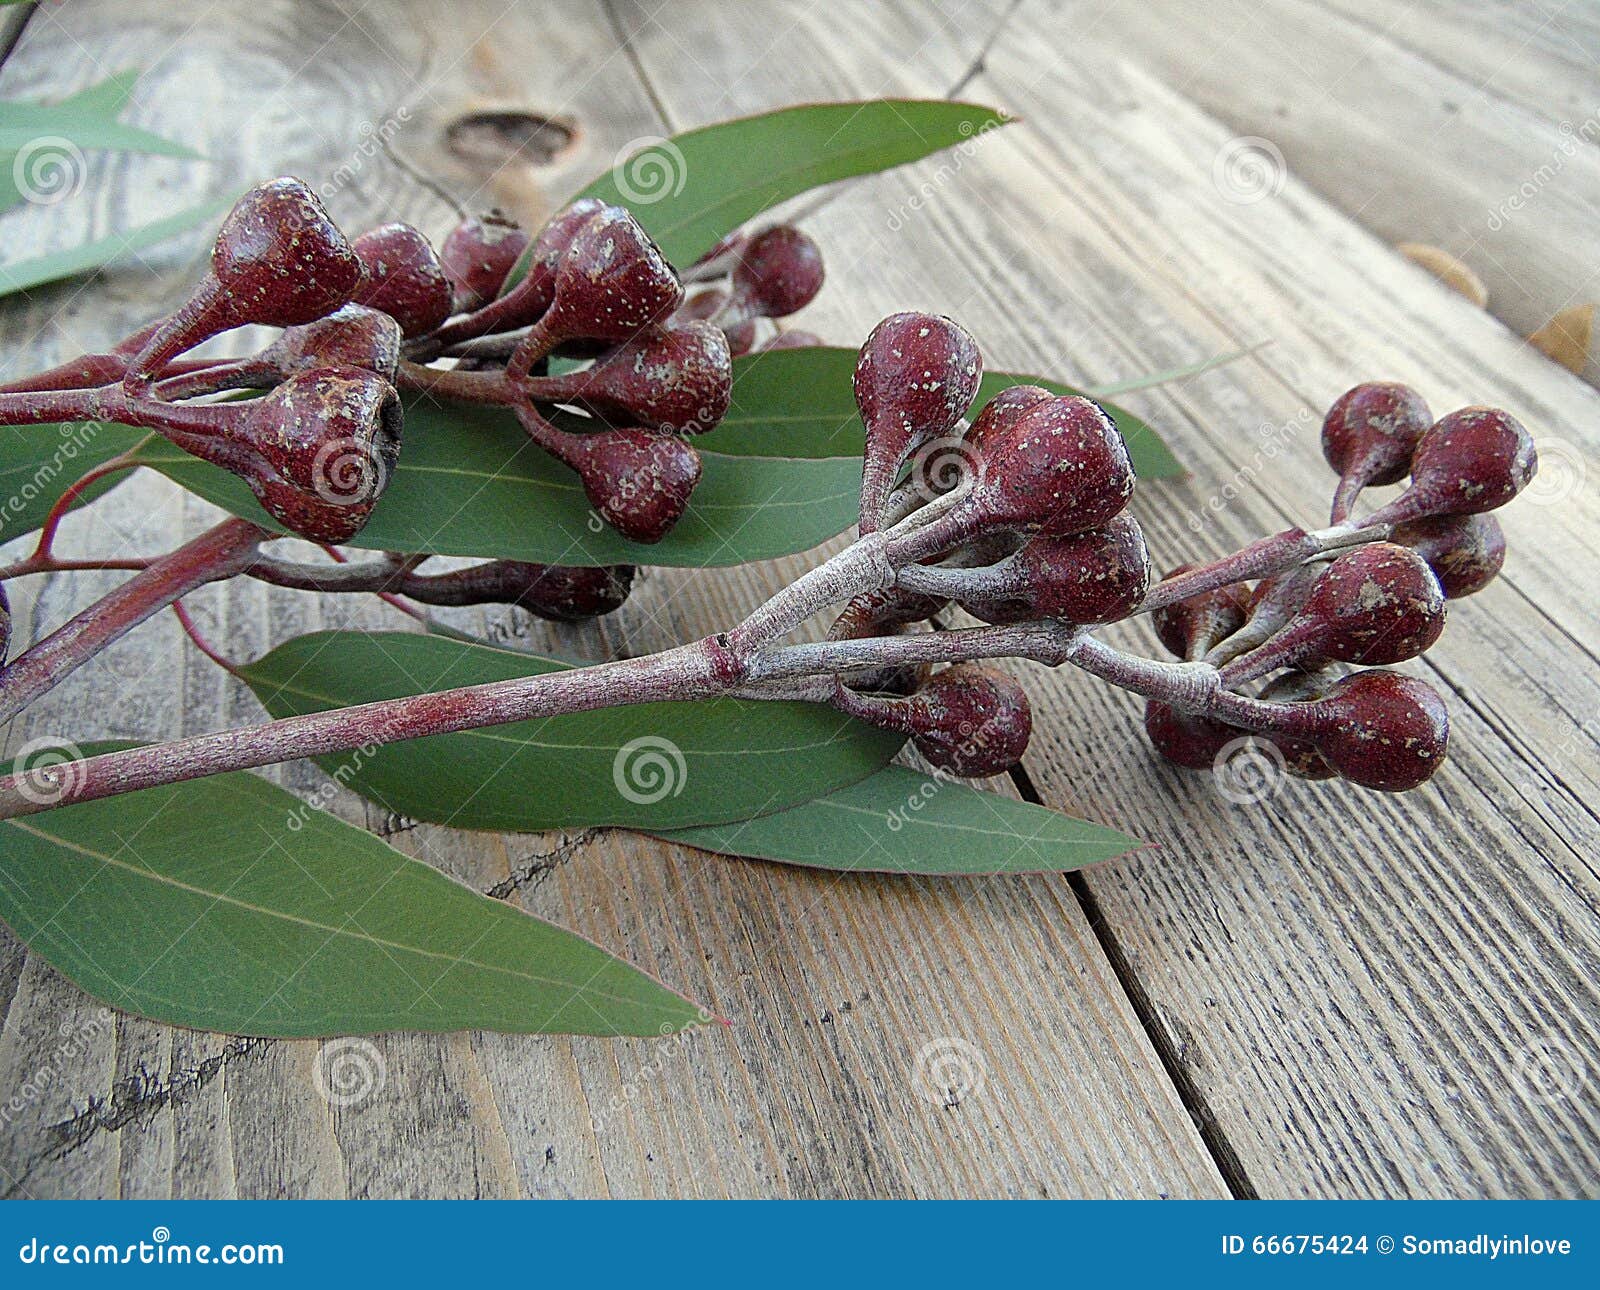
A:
[[1219, 542, 1446, 685], [1322, 381, 1432, 522], [853, 312, 982, 534], [1363, 407, 1537, 527], [1308, 670, 1450, 791], [1151, 563, 1251, 662]]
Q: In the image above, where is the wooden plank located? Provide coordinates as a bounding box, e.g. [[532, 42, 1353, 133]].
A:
[[0, 0, 1224, 1199], [1070, 0, 1600, 381], [949, 29, 1600, 1195]]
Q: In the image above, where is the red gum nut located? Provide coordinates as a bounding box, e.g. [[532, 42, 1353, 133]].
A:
[[1369, 407, 1538, 524], [1151, 564, 1251, 660], [1229, 543, 1445, 683], [950, 514, 1152, 625], [527, 321, 732, 435], [210, 178, 366, 328], [677, 288, 726, 322], [966, 395, 1136, 538], [1390, 512, 1506, 599], [1310, 670, 1450, 791], [675, 287, 756, 354], [262, 305, 403, 381], [1293, 542, 1446, 664], [964, 385, 1054, 457], [560, 428, 702, 544], [227, 365, 402, 543], [127, 179, 365, 386], [1143, 700, 1239, 771], [854, 312, 983, 533], [905, 665, 1033, 778], [540, 206, 684, 345], [351, 222, 455, 338], [1322, 382, 1432, 515], [439, 212, 529, 310], [729, 226, 824, 319], [511, 197, 607, 321]]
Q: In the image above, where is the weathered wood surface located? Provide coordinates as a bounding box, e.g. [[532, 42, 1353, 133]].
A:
[[0, 0, 1596, 1198], [1071, 0, 1600, 383]]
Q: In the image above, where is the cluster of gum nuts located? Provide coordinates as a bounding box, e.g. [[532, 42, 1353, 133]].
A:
[[797, 316, 1535, 793], [0, 177, 826, 635]]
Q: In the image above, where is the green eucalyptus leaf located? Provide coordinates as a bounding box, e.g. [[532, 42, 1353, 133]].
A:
[[704, 348, 1185, 477], [0, 744, 708, 1037], [131, 394, 863, 568], [235, 631, 905, 832], [0, 91, 201, 157], [0, 195, 233, 297], [661, 765, 1143, 874], [0, 70, 183, 213], [508, 99, 1011, 278], [0, 423, 145, 543]]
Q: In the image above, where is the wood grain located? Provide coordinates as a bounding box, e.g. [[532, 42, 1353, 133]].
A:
[[1069, 0, 1600, 383]]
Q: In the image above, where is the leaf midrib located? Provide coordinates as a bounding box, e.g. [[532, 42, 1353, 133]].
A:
[[2, 818, 660, 1010]]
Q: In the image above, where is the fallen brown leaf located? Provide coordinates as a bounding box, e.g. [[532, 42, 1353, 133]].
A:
[[1527, 303, 1595, 373], [1396, 242, 1489, 308]]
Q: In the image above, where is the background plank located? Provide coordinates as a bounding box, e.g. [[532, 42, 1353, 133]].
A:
[[1067, 0, 1600, 382]]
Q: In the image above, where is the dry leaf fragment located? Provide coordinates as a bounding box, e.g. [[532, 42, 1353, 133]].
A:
[[1527, 303, 1595, 373], [1396, 242, 1489, 308]]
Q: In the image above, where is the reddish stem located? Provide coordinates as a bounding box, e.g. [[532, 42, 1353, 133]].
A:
[[0, 518, 269, 722], [171, 598, 241, 673], [26, 452, 143, 566]]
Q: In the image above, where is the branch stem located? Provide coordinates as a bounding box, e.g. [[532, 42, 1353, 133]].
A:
[[0, 518, 269, 723]]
